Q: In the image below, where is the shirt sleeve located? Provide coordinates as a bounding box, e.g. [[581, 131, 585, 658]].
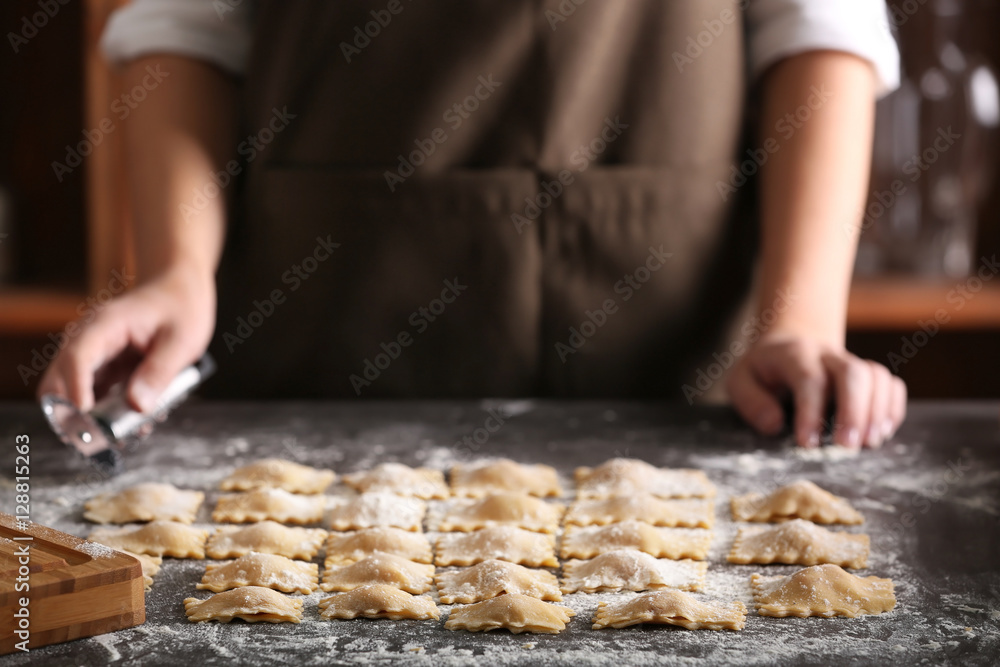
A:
[[746, 0, 901, 98], [100, 0, 254, 76]]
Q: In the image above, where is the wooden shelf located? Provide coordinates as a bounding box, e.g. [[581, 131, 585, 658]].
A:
[[848, 278, 1000, 330], [0, 288, 85, 335], [2, 279, 999, 336]]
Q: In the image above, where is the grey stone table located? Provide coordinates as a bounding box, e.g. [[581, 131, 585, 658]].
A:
[[1, 400, 998, 666]]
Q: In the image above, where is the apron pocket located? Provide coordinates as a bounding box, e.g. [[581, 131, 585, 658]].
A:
[[214, 167, 543, 398]]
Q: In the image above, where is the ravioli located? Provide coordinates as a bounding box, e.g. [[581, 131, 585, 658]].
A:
[[561, 521, 712, 560], [575, 458, 715, 499], [435, 559, 562, 604], [84, 482, 204, 524], [435, 526, 558, 568], [327, 493, 426, 532], [212, 488, 326, 524], [197, 552, 318, 594], [731, 480, 863, 525], [205, 521, 326, 560], [444, 593, 575, 634], [437, 493, 564, 533], [565, 495, 714, 529], [593, 590, 746, 631], [560, 550, 707, 593], [343, 463, 449, 499], [324, 527, 433, 566], [320, 553, 434, 594], [728, 519, 869, 568], [450, 459, 562, 497], [88, 521, 208, 559], [220, 458, 335, 494], [751, 564, 896, 618], [318, 584, 439, 621], [184, 586, 303, 623]]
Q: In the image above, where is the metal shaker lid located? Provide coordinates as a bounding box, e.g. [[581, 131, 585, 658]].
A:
[[41, 394, 112, 457]]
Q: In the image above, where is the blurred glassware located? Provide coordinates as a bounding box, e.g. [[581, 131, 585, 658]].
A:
[[856, 0, 999, 278]]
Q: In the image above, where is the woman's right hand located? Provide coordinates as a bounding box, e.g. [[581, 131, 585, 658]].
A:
[[37, 268, 216, 414]]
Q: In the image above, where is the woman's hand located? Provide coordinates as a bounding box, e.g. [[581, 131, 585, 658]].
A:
[[36, 54, 236, 414], [727, 332, 907, 448], [37, 268, 216, 414], [734, 50, 905, 448]]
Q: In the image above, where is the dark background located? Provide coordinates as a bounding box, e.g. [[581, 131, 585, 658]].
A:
[[0, 0, 997, 401]]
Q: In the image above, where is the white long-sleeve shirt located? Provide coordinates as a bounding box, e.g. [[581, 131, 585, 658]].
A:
[[101, 0, 901, 96]]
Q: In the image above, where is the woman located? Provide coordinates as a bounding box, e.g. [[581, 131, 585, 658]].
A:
[[40, 0, 906, 449]]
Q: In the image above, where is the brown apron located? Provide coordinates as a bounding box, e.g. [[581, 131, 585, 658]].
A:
[[209, 0, 757, 399]]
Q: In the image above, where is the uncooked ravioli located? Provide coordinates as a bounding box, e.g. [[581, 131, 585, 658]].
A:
[[84, 483, 204, 524], [184, 586, 303, 623], [445, 593, 574, 634]]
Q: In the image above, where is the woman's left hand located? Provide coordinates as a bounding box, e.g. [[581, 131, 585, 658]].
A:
[[726, 332, 907, 449]]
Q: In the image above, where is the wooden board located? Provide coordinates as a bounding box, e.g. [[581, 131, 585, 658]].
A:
[[0, 513, 145, 655]]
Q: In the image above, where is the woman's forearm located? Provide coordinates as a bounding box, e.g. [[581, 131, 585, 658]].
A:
[[724, 49, 906, 449], [37, 54, 237, 411], [122, 55, 238, 286], [756, 50, 877, 345]]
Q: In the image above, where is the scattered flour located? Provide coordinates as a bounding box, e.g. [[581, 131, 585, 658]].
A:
[[75, 540, 115, 558], [791, 445, 860, 462], [7, 407, 999, 667], [91, 633, 122, 661]]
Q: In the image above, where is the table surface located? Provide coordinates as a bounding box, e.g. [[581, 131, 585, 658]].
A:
[[1, 400, 998, 667]]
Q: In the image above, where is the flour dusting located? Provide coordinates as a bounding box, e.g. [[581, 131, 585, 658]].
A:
[[6, 402, 999, 667]]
